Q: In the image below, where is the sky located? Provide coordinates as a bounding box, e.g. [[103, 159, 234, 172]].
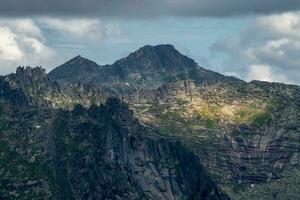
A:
[[0, 0, 300, 85]]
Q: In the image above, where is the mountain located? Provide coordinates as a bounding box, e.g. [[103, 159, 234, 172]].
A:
[[49, 44, 242, 94], [48, 55, 100, 87], [0, 86, 227, 199], [1, 44, 300, 199], [131, 80, 300, 190]]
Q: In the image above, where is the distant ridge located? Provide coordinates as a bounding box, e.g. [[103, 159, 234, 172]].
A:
[[49, 44, 243, 91], [48, 55, 100, 87]]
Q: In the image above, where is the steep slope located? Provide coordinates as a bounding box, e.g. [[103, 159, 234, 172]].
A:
[[0, 83, 228, 199], [51, 98, 227, 199], [49, 44, 242, 93], [3, 66, 114, 109], [130, 80, 300, 199], [48, 55, 100, 87]]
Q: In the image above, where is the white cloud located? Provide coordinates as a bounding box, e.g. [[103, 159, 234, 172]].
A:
[[212, 12, 300, 85], [0, 19, 57, 75], [255, 12, 300, 39], [0, 26, 24, 61], [39, 18, 121, 41], [0, 17, 124, 75], [9, 19, 43, 39], [247, 64, 288, 83]]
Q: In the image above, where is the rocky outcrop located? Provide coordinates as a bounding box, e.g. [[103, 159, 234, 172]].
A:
[[135, 80, 300, 189], [16, 66, 47, 82], [0, 93, 228, 199], [51, 98, 227, 199]]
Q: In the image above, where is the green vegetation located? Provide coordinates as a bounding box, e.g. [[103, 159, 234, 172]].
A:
[[251, 112, 272, 126], [176, 99, 189, 106], [159, 111, 183, 122], [194, 112, 216, 129], [147, 103, 170, 114], [232, 103, 266, 124], [191, 103, 220, 129], [223, 167, 300, 200]]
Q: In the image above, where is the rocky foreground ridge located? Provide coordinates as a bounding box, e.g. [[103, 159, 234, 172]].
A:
[[0, 93, 227, 199], [0, 44, 300, 199]]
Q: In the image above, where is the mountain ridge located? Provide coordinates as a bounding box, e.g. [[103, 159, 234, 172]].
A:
[[0, 76, 228, 199], [48, 44, 243, 92], [1, 44, 300, 199]]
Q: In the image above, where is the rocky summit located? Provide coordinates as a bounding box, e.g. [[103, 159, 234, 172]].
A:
[[49, 44, 240, 94], [0, 44, 300, 199]]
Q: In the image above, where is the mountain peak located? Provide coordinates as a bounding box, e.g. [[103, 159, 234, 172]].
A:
[[153, 44, 176, 50], [138, 44, 175, 51], [133, 44, 177, 57], [113, 44, 198, 72], [49, 55, 98, 72], [48, 44, 242, 90], [72, 55, 82, 60], [48, 55, 99, 86], [64, 55, 95, 65]]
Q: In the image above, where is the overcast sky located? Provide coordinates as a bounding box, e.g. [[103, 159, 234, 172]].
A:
[[0, 0, 300, 85]]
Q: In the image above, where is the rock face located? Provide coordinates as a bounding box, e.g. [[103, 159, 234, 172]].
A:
[[132, 80, 300, 181], [0, 89, 227, 199], [51, 98, 227, 199], [1, 44, 300, 199]]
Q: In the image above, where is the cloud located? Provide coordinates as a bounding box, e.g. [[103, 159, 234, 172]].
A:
[[0, 19, 57, 75], [0, 0, 299, 18], [39, 18, 117, 41], [1, 18, 43, 39], [0, 17, 124, 75], [0, 26, 24, 61], [247, 64, 288, 83], [212, 12, 300, 85], [36, 18, 123, 44]]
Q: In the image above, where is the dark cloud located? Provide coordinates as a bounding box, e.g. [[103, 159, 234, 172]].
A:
[[0, 0, 300, 17]]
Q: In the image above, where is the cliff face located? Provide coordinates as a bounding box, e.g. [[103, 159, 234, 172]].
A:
[[131, 80, 300, 179], [51, 98, 227, 200], [0, 80, 227, 199], [128, 80, 300, 199]]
